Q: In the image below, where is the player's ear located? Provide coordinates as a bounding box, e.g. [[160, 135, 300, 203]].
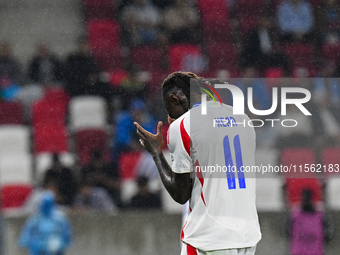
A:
[[169, 94, 180, 105]]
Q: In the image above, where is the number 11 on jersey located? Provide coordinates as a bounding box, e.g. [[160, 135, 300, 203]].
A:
[[223, 135, 246, 190]]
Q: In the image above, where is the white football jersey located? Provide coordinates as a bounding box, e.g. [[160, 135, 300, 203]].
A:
[[167, 101, 261, 251]]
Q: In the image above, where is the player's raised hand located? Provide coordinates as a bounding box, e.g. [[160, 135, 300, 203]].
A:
[[134, 121, 164, 157]]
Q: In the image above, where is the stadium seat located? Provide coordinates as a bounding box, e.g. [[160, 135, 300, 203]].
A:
[[281, 148, 317, 178], [69, 96, 108, 131], [168, 44, 202, 73], [256, 178, 284, 211], [43, 86, 69, 106], [0, 125, 30, 154], [35, 152, 75, 180], [0, 101, 23, 125], [121, 179, 138, 203], [321, 43, 340, 63], [322, 147, 340, 176], [130, 46, 162, 72], [197, 0, 229, 17], [118, 151, 141, 179], [284, 43, 316, 69], [33, 125, 69, 153], [207, 42, 238, 71], [83, 0, 115, 20], [285, 178, 323, 207], [32, 99, 67, 127], [326, 178, 340, 210], [0, 154, 33, 185], [87, 19, 121, 71], [75, 129, 109, 165], [280, 148, 322, 206], [0, 184, 33, 210]]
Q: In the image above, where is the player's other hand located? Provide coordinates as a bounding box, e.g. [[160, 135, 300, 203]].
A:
[[168, 115, 175, 125], [134, 121, 164, 157]]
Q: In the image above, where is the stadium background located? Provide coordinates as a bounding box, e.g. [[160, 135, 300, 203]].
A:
[[0, 0, 340, 254]]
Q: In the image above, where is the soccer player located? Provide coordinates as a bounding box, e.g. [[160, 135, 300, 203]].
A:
[[134, 72, 261, 255]]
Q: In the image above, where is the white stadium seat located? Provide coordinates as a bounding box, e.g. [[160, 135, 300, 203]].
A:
[[326, 178, 340, 210], [0, 125, 30, 154], [121, 179, 138, 203], [256, 178, 284, 212], [35, 152, 75, 180], [0, 153, 32, 185], [69, 96, 107, 131]]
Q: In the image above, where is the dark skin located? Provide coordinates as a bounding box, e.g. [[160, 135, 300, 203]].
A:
[[134, 88, 200, 204]]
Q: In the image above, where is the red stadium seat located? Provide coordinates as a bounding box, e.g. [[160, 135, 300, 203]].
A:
[[236, 0, 265, 15], [281, 148, 322, 206], [322, 147, 340, 176], [87, 19, 121, 70], [284, 43, 316, 69], [321, 43, 340, 63], [197, 0, 228, 17], [168, 44, 201, 73], [83, 0, 115, 20], [32, 100, 67, 127], [43, 87, 69, 105], [281, 148, 317, 177], [197, 0, 230, 42], [75, 129, 109, 165], [0, 101, 23, 125], [34, 125, 69, 153], [130, 46, 162, 72], [207, 42, 238, 71], [285, 178, 323, 206], [119, 151, 141, 179], [0, 184, 33, 210]]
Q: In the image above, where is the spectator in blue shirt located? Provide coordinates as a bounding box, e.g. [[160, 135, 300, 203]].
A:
[[277, 0, 314, 41], [113, 99, 156, 159], [19, 192, 72, 255]]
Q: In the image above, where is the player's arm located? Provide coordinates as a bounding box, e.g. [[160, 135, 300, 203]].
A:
[[134, 121, 192, 204]]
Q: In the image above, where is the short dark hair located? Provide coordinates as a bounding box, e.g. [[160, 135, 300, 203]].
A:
[[161, 72, 198, 105]]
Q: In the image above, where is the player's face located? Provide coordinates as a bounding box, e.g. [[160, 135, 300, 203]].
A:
[[164, 90, 189, 119]]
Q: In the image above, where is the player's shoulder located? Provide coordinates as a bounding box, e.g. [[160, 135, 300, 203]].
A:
[[169, 111, 190, 130]]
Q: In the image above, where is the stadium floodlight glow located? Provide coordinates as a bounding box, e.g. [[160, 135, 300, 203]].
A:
[[202, 84, 312, 116]]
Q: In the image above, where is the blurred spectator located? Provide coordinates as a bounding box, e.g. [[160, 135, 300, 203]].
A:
[[316, 0, 340, 44], [64, 37, 99, 96], [277, 0, 314, 42], [19, 192, 72, 255], [81, 150, 122, 208], [288, 189, 332, 255], [113, 99, 155, 158], [74, 178, 116, 212], [135, 151, 162, 192], [163, 0, 200, 44], [23, 178, 63, 214], [121, 0, 161, 46], [0, 75, 21, 101], [240, 17, 290, 75], [128, 176, 162, 209], [43, 154, 77, 206], [0, 42, 22, 83], [28, 42, 63, 84], [81, 71, 113, 104], [118, 69, 148, 109]]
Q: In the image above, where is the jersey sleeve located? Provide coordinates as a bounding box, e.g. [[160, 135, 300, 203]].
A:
[[167, 118, 192, 174]]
